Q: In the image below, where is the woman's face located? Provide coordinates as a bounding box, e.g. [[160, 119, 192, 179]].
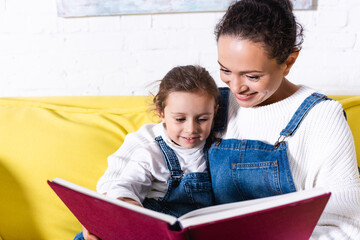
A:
[[217, 35, 295, 108]]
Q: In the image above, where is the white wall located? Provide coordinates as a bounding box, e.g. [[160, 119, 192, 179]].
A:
[[0, 0, 359, 96]]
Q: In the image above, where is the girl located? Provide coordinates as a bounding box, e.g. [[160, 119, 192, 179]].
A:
[[209, 0, 360, 239], [77, 65, 219, 240]]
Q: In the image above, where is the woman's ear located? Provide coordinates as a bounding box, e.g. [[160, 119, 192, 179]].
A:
[[283, 49, 299, 76]]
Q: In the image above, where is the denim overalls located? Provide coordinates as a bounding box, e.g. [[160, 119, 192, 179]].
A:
[[207, 88, 332, 204], [142, 136, 214, 217]]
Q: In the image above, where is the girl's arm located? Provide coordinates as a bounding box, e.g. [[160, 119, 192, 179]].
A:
[[105, 147, 155, 204], [97, 124, 158, 194], [118, 197, 142, 207]]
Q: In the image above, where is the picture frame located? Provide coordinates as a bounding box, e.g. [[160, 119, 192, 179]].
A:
[[56, 0, 313, 18]]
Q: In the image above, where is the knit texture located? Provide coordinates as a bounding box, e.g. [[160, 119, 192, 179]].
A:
[[222, 86, 360, 239]]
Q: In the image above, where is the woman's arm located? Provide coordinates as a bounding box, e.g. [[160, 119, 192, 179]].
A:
[[305, 101, 360, 239]]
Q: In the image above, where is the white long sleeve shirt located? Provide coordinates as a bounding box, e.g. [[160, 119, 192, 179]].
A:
[[97, 85, 360, 239], [100, 123, 207, 204]]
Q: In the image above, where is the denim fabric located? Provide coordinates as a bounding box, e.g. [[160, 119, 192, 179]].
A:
[[207, 91, 330, 204], [142, 136, 213, 217], [279, 93, 330, 137], [208, 139, 295, 203], [73, 232, 85, 240]]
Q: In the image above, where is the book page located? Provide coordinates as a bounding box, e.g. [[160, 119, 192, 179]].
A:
[[178, 188, 329, 229]]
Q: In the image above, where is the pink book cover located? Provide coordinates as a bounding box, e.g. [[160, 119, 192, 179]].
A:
[[48, 178, 330, 240], [184, 193, 330, 240], [48, 179, 184, 240]]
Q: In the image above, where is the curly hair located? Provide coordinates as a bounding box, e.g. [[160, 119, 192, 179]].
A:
[[215, 0, 304, 64], [153, 65, 219, 113]]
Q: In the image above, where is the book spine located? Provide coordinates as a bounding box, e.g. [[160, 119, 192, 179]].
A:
[[166, 228, 190, 240]]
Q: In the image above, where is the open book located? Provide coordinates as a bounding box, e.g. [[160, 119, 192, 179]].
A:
[[48, 178, 331, 240]]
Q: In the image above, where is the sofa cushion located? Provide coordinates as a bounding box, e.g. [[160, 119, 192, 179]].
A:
[[0, 96, 156, 240]]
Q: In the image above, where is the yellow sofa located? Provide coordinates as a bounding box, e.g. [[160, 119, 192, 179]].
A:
[[0, 95, 359, 240]]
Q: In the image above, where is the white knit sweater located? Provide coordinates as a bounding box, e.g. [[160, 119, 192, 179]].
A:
[[221, 85, 360, 239], [97, 85, 360, 239]]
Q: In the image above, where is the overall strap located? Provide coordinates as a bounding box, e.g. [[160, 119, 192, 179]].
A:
[[279, 92, 331, 139], [155, 136, 183, 183], [213, 87, 230, 132]]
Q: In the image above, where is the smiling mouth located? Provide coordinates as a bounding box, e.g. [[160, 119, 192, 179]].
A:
[[235, 92, 257, 100], [238, 92, 256, 97], [182, 136, 200, 142], [183, 136, 199, 140]]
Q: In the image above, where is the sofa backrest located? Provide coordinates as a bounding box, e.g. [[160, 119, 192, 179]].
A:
[[0, 96, 157, 240], [0, 95, 358, 240]]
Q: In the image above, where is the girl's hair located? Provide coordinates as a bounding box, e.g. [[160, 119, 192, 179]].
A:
[[215, 0, 304, 64], [153, 65, 219, 113]]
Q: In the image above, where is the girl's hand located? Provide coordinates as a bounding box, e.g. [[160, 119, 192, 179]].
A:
[[118, 197, 142, 207], [82, 225, 100, 240]]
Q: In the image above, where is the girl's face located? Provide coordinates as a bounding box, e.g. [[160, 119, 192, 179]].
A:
[[217, 35, 298, 108], [158, 90, 217, 149]]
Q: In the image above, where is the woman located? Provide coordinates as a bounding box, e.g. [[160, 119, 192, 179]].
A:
[[208, 0, 360, 239]]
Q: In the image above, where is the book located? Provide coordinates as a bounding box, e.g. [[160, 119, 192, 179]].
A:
[[48, 178, 331, 240]]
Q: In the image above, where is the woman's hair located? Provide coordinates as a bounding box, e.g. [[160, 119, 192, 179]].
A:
[[153, 65, 219, 113], [215, 0, 304, 64]]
